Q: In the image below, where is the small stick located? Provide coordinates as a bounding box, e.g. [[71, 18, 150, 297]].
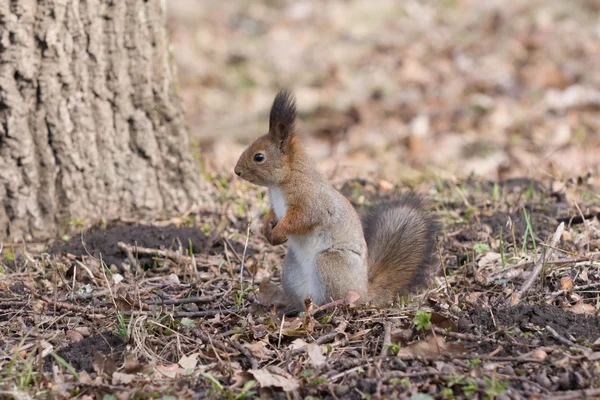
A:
[[510, 222, 564, 305], [145, 295, 218, 306], [278, 314, 285, 348], [545, 325, 589, 352], [380, 322, 392, 357], [231, 340, 259, 370], [240, 223, 251, 284], [117, 242, 193, 263]]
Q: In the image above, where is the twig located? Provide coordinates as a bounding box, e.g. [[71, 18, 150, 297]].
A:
[[278, 314, 285, 348], [145, 295, 219, 306], [545, 325, 590, 352], [124, 309, 238, 318], [117, 242, 193, 263], [549, 281, 600, 297], [380, 322, 392, 357], [240, 223, 251, 284], [432, 327, 500, 344], [510, 222, 564, 305], [545, 388, 600, 400], [231, 341, 259, 370]]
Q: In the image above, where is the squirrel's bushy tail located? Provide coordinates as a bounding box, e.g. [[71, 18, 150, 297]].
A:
[[363, 194, 437, 305]]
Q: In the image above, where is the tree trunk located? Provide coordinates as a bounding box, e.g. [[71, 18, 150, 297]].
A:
[[0, 0, 211, 241]]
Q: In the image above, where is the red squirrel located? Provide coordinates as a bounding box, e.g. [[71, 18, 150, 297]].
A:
[[234, 91, 437, 311]]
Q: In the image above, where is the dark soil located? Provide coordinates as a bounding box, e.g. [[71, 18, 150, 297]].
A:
[[46, 332, 125, 373], [468, 303, 600, 346], [48, 224, 208, 268]]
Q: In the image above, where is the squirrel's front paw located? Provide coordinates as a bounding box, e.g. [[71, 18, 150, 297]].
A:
[[264, 219, 286, 245], [269, 224, 288, 246]]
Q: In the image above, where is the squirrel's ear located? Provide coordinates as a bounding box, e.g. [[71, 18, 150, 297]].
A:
[[268, 90, 297, 152]]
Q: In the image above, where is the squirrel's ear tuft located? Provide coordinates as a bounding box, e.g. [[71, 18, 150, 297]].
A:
[[269, 90, 296, 151]]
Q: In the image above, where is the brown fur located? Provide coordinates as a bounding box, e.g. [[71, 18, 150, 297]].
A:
[[235, 90, 437, 311]]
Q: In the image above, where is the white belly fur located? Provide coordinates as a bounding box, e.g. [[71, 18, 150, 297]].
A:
[[269, 187, 327, 303]]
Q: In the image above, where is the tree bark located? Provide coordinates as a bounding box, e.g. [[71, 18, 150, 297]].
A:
[[0, 0, 211, 241]]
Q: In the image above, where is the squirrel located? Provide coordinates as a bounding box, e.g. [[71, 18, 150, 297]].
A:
[[234, 90, 437, 312]]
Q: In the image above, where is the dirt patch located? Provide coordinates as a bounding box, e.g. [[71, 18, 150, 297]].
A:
[[46, 332, 125, 373], [469, 303, 600, 344], [48, 224, 208, 267]]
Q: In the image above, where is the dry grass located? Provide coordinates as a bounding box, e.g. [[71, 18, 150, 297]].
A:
[[1, 176, 599, 399]]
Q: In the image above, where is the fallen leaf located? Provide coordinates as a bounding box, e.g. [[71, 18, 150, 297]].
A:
[[93, 352, 116, 377], [289, 338, 308, 350], [430, 312, 458, 331], [560, 276, 574, 290], [249, 367, 299, 392], [65, 330, 84, 343], [531, 349, 548, 360], [112, 371, 135, 385], [123, 352, 145, 374], [74, 327, 91, 337], [257, 279, 287, 308], [244, 341, 273, 359], [397, 334, 466, 357], [179, 353, 199, 370], [563, 300, 595, 315], [155, 363, 181, 379], [307, 343, 326, 367]]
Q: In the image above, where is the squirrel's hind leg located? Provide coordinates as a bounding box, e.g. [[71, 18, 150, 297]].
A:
[[316, 250, 368, 305]]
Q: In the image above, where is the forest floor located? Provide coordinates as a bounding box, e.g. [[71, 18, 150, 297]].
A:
[[2, 0, 600, 399], [1, 175, 600, 399]]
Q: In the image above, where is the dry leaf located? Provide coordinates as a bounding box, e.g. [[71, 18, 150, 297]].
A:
[[112, 371, 135, 385], [531, 349, 548, 360], [93, 352, 116, 377], [563, 300, 595, 315], [74, 327, 91, 337], [155, 363, 181, 379], [397, 334, 466, 357], [289, 338, 308, 350], [123, 352, 145, 374], [307, 343, 326, 367], [257, 279, 287, 308], [178, 353, 199, 370], [65, 330, 84, 343], [249, 367, 299, 392], [244, 341, 273, 359], [560, 276, 574, 290]]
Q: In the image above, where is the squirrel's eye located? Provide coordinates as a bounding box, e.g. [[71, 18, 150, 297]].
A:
[[253, 153, 265, 163]]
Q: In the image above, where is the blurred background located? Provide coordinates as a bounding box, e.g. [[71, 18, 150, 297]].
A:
[[166, 0, 600, 186]]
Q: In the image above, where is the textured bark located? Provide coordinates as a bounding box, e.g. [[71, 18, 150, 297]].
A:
[[0, 0, 211, 241]]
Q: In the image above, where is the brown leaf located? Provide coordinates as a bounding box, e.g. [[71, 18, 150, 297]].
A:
[[112, 371, 135, 385], [560, 276, 574, 290], [155, 363, 181, 379], [257, 279, 287, 308], [307, 343, 326, 367], [74, 327, 91, 337], [563, 300, 595, 315], [397, 334, 466, 357], [65, 330, 84, 343], [123, 352, 145, 374], [244, 341, 273, 359], [93, 352, 117, 377], [430, 312, 458, 331], [178, 353, 199, 370], [249, 367, 299, 392]]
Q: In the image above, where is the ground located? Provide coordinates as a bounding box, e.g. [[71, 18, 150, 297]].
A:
[[2, 0, 600, 399], [1, 176, 600, 399]]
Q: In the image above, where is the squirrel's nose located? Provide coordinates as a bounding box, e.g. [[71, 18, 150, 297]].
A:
[[234, 168, 241, 177]]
